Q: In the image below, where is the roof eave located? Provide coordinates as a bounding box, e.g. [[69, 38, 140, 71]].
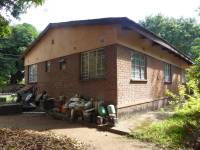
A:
[[22, 17, 194, 65]]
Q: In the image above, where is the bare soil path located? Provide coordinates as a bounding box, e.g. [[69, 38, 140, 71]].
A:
[[0, 114, 157, 150]]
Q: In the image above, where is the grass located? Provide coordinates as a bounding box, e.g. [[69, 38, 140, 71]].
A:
[[129, 115, 186, 149], [129, 99, 200, 149]]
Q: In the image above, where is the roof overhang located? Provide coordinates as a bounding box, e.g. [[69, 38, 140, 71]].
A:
[[22, 17, 194, 65]]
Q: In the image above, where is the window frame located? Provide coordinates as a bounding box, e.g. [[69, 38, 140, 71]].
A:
[[28, 64, 37, 83], [45, 61, 51, 72], [164, 63, 172, 83], [80, 48, 105, 80], [181, 69, 186, 84], [59, 58, 66, 71], [131, 51, 147, 81]]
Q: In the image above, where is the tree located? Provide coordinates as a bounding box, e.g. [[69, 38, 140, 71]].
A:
[[0, 15, 11, 38], [11, 23, 38, 52], [191, 38, 200, 59], [139, 15, 200, 59], [187, 56, 200, 91], [0, 0, 44, 85], [0, 23, 38, 84], [0, 0, 44, 37]]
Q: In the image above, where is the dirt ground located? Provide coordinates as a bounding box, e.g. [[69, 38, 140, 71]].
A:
[[0, 113, 157, 150]]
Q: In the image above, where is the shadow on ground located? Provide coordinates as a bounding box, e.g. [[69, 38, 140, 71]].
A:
[[0, 113, 96, 132]]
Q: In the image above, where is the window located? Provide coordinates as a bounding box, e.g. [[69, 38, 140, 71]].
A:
[[182, 69, 186, 83], [29, 64, 37, 83], [81, 49, 105, 80], [164, 63, 171, 83], [59, 59, 66, 70], [45, 61, 51, 72], [131, 52, 146, 80]]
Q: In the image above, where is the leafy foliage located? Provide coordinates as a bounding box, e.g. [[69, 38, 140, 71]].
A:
[[0, 0, 44, 18], [0, 23, 38, 85], [11, 23, 38, 53], [0, 15, 11, 38], [0, 0, 44, 84], [165, 85, 186, 105], [187, 56, 200, 95], [191, 38, 200, 59], [130, 84, 200, 149], [0, 0, 44, 38], [139, 15, 200, 59]]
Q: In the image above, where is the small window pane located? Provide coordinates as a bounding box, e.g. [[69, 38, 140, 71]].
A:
[[81, 53, 89, 80], [140, 67, 145, 79], [96, 50, 105, 78], [59, 59, 66, 70], [182, 69, 186, 83], [89, 51, 96, 79], [29, 64, 37, 83], [45, 61, 51, 72], [131, 52, 146, 80], [80, 49, 105, 80], [164, 63, 171, 82], [140, 57, 145, 66]]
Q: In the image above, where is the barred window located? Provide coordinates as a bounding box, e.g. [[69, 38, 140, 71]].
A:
[[59, 59, 66, 71], [29, 64, 37, 83], [164, 63, 171, 82], [81, 49, 105, 80], [182, 69, 186, 83], [131, 52, 146, 80], [45, 61, 51, 72]]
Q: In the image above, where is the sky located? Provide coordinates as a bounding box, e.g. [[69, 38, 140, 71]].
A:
[[13, 0, 200, 31]]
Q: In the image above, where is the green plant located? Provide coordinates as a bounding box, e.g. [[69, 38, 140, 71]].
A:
[[130, 98, 200, 149], [130, 79, 200, 149], [160, 108, 165, 113], [165, 85, 186, 105]]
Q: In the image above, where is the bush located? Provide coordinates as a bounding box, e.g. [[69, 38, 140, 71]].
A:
[[130, 99, 200, 149], [130, 83, 200, 149], [129, 57, 200, 149], [165, 85, 186, 105]]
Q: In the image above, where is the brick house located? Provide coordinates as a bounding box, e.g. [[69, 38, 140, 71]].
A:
[[23, 17, 193, 116]]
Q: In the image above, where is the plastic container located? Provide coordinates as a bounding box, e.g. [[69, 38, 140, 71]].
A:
[[84, 101, 92, 109], [107, 105, 116, 114], [98, 105, 107, 117]]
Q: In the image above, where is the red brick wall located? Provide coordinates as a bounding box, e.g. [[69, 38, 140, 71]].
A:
[[25, 45, 117, 105], [116, 45, 182, 109], [24, 44, 184, 112]]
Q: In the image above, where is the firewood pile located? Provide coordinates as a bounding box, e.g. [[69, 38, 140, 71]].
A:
[[0, 128, 86, 150]]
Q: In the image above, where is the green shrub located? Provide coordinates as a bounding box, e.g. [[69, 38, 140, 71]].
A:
[[130, 98, 200, 149], [165, 85, 186, 105], [130, 83, 200, 149]]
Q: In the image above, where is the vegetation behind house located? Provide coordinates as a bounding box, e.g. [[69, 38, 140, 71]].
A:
[[139, 14, 200, 59]]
